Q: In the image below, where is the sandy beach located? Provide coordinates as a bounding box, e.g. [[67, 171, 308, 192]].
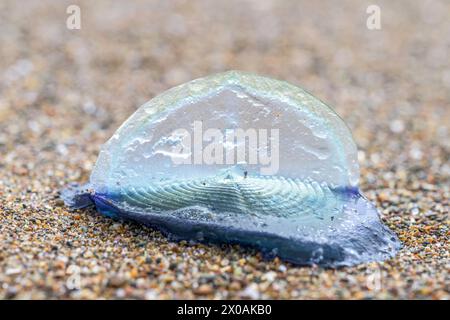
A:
[[0, 0, 448, 299]]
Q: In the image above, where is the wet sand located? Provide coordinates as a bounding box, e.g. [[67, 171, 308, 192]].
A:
[[0, 0, 448, 299]]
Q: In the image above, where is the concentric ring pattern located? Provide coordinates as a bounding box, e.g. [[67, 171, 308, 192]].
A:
[[118, 173, 342, 220]]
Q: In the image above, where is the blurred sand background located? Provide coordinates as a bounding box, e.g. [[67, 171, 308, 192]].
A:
[[0, 0, 448, 299]]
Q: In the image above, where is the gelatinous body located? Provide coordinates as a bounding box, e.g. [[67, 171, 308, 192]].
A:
[[62, 71, 400, 267]]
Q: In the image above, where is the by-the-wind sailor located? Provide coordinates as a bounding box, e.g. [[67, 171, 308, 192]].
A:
[[62, 71, 400, 267]]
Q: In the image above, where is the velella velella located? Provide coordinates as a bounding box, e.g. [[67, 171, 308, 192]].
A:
[[62, 70, 400, 267]]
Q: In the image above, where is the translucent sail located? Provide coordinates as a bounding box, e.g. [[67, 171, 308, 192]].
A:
[[92, 71, 359, 189], [63, 71, 400, 267]]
